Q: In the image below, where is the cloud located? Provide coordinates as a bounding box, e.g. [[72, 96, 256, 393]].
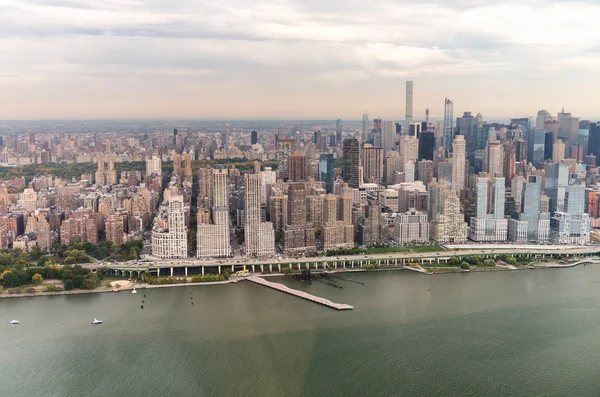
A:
[[1, 0, 600, 119]]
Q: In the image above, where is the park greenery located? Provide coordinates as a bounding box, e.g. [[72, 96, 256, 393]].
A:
[[0, 263, 101, 291], [0, 159, 279, 187]]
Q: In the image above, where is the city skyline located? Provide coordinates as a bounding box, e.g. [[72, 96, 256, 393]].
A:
[[2, 0, 600, 119]]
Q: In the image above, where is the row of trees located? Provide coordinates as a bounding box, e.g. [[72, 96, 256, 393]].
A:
[[0, 263, 101, 290]]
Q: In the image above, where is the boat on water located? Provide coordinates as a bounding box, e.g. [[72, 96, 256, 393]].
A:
[[132, 288, 137, 294], [91, 318, 102, 325], [10, 320, 19, 325]]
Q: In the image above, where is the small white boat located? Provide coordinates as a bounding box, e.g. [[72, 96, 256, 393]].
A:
[[10, 320, 19, 325], [91, 318, 102, 325], [132, 288, 137, 294]]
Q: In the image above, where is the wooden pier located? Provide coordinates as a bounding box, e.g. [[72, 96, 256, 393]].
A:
[[246, 276, 353, 310]]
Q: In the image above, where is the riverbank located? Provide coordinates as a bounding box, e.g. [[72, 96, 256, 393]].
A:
[[1, 260, 594, 299]]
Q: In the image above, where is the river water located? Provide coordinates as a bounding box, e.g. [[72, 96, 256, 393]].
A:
[[2, 266, 600, 397]]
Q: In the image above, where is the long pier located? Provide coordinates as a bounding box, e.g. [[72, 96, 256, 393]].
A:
[[246, 276, 353, 310]]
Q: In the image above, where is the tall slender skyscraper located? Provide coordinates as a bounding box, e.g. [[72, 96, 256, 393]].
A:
[[362, 113, 369, 143], [406, 81, 414, 127], [451, 135, 466, 193], [443, 98, 454, 155], [343, 138, 360, 188]]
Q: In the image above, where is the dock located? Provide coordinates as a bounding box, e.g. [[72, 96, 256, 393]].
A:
[[246, 276, 353, 310]]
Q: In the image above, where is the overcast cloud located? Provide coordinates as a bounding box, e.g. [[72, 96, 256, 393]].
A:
[[1, 0, 599, 120]]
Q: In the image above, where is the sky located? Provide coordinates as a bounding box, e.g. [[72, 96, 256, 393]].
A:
[[1, 0, 600, 121]]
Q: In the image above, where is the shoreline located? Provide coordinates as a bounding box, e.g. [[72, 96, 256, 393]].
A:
[[0, 262, 590, 299]]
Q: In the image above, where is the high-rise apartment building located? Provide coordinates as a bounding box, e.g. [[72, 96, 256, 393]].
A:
[[508, 175, 549, 243], [278, 139, 296, 180], [343, 138, 360, 188], [361, 144, 383, 184], [405, 81, 414, 126], [245, 173, 275, 256], [469, 177, 508, 242], [145, 155, 162, 176], [451, 135, 466, 192], [283, 183, 315, 253], [152, 195, 188, 259], [428, 183, 468, 244], [550, 185, 591, 244], [197, 166, 231, 258]]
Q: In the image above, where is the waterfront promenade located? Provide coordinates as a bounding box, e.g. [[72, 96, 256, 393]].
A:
[[246, 276, 353, 310]]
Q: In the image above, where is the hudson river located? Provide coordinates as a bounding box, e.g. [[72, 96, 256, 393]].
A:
[[3, 266, 600, 396]]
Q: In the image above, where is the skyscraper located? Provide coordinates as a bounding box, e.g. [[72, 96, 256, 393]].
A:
[[343, 138, 360, 188], [588, 123, 600, 159], [224, 123, 230, 150], [508, 175, 549, 243], [283, 183, 315, 253], [469, 177, 508, 242], [405, 81, 414, 126], [443, 98, 454, 155], [245, 173, 276, 256], [552, 140, 566, 163], [451, 135, 466, 192], [362, 113, 369, 143], [319, 154, 334, 193], [361, 144, 383, 184], [288, 150, 307, 183], [277, 138, 296, 180], [456, 112, 478, 154], [418, 131, 435, 161], [383, 120, 396, 154], [251, 130, 258, 145], [173, 128, 178, 146], [428, 183, 468, 244]]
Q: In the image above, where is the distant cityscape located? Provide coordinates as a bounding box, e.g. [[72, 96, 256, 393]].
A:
[[0, 81, 598, 259]]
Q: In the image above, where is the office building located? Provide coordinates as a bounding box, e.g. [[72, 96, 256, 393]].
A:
[[418, 131, 435, 161], [362, 113, 369, 143], [277, 138, 296, 180], [251, 130, 258, 145], [343, 138, 361, 188], [319, 154, 334, 193]]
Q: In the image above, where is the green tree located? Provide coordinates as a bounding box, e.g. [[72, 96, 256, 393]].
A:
[[2, 272, 20, 288], [31, 273, 43, 284], [507, 257, 517, 266], [81, 279, 97, 290], [73, 275, 85, 289], [460, 262, 470, 270], [483, 259, 496, 267], [63, 279, 74, 291]]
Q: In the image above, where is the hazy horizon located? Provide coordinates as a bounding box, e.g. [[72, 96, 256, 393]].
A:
[[2, 0, 600, 120]]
